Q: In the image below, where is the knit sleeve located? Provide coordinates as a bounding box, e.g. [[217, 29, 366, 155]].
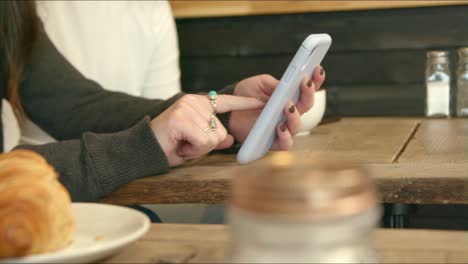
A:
[[15, 117, 169, 202], [19, 29, 183, 141]]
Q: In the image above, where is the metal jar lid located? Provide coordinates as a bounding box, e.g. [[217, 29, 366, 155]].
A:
[[229, 152, 378, 221], [426, 51, 449, 64], [458, 47, 468, 63]]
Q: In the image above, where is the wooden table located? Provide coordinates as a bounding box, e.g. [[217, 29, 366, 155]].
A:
[[107, 224, 468, 263], [101, 118, 468, 205], [170, 1, 468, 19]]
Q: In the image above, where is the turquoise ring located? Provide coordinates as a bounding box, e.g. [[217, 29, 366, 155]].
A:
[[208, 90, 217, 111]]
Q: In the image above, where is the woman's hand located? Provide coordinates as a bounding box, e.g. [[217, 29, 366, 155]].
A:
[[150, 94, 264, 167], [230, 66, 326, 149]]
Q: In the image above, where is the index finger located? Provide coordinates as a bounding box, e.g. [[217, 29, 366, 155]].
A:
[[214, 95, 264, 113]]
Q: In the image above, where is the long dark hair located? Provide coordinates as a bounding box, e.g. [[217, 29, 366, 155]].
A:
[[0, 0, 40, 118]]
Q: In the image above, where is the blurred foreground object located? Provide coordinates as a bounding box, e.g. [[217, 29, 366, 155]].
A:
[[227, 152, 381, 263], [0, 150, 73, 258]]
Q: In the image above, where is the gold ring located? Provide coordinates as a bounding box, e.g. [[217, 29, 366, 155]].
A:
[[204, 126, 215, 132], [204, 115, 217, 132], [209, 114, 217, 129]]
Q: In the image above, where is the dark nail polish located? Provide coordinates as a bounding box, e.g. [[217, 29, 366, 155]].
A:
[[307, 79, 313, 87], [280, 123, 287, 132], [320, 68, 325, 76], [288, 105, 295, 113], [256, 97, 267, 104]]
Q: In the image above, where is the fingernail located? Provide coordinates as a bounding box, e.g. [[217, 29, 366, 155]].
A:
[[256, 97, 266, 103], [320, 68, 325, 76], [307, 78, 313, 87], [280, 123, 287, 132], [288, 105, 295, 113]]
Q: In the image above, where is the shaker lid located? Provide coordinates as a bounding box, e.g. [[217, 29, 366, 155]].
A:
[[427, 51, 449, 58], [426, 50, 449, 64], [458, 47, 468, 56], [230, 152, 378, 221], [458, 48, 468, 62]]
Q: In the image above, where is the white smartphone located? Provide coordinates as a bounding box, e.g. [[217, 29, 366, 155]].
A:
[[237, 34, 332, 164]]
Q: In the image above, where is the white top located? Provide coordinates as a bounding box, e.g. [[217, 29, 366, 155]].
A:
[[2, 100, 20, 152], [14, 0, 181, 146]]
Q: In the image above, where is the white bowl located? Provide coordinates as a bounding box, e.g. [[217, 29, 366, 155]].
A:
[[298, 89, 326, 135]]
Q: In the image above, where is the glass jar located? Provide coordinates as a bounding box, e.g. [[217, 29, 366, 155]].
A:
[[425, 51, 451, 117], [457, 48, 468, 117], [226, 152, 381, 263]]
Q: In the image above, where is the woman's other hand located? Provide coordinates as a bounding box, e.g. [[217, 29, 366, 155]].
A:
[[150, 94, 264, 167], [230, 66, 325, 149]]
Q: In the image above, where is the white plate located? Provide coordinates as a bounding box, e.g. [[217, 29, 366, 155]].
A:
[[1, 203, 150, 263]]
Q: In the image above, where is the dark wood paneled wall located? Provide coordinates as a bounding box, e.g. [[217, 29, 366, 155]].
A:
[[176, 6, 468, 116]]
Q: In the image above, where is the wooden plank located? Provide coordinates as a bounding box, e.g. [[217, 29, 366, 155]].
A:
[[100, 165, 233, 205], [106, 224, 468, 263], [104, 118, 460, 205], [170, 1, 468, 19], [399, 119, 468, 163], [176, 6, 467, 116], [200, 118, 420, 164], [180, 54, 427, 116], [98, 165, 209, 203], [375, 228, 468, 263], [176, 6, 468, 56], [180, 50, 427, 88], [100, 119, 468, 205], [181, 57, 426, 116], [371, 163, 468, 204], [200, 84, 425, 117], [100, 162, 468, 205], [325, 84, 424, 116]]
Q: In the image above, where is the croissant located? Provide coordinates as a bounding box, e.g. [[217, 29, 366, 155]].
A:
[[0, 150, 74, 258]]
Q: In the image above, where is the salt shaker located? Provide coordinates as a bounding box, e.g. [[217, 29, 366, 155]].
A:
[[456, 48, 468, 117], [226, 152, 381, 263], [425, 51, 451, 117]]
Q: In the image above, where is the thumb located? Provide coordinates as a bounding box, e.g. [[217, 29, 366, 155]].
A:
[[214, 134, 235, 150], [215, 95, 264, 113]]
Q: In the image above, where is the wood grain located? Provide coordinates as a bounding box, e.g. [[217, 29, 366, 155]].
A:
[[100, 165, 232, 205], [176, 6, 468, 116], [170, 1, 468, 19], [185, 77, 426, 117], [199, 118, 421, 164], [371, 163, 468, 204], [398, 119, 468, 163], [180, 52, 428, 116], [176, 6, 468, 56], [101, 119, 468, 205], [181, 51, 427, 87], [106, 224, 468, 263], [100, 162, 468, 205], [325, 84, 425, 116]]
